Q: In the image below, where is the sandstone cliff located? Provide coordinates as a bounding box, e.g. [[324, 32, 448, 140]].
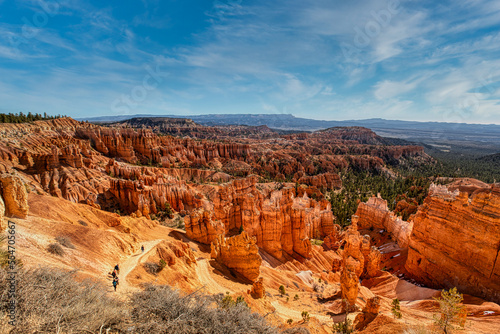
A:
[[185, 209, 225, 244], [188, 177, 334, 260], [0, 174, 29, 219], [355, 196, 413, 248], [406, 182, 500, 303], [211, 231, 262, 282]]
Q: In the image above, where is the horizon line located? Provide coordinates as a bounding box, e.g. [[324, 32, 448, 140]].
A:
[[74, 113, 500, 127]]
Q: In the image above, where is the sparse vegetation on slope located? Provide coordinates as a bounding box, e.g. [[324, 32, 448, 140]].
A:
[[391, 298, 402, 319], [0, 267, 281, 334], [47, 243, 65, 256], [0, 267, 124, 333], [55, 236, 76, 249], [130, 284, 276, 334]]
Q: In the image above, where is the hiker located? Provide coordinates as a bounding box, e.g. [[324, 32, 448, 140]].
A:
[[114, 264, 120, 274], [141, 245, 144, 253], [112, 269, 116, 278], [112, 277, 119, 291]]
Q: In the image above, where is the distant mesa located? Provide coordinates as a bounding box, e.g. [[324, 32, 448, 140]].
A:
[[77, 113, 500, 155]]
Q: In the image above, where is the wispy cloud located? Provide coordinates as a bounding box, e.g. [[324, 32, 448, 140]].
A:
[[0, 0, 498, 123], [374, 80, 418, 100]]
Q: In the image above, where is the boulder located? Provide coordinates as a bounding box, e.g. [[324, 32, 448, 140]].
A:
[[354, 296, 381, 331], [249, 277, 265, 299]]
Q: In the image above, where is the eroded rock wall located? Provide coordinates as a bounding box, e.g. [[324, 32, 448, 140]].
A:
[[406, 183, 500, 303], [355, 196, 413, 248], [211, 231, 262, 282], [0, 174, 29, 219], [188, 177, 334, 260]]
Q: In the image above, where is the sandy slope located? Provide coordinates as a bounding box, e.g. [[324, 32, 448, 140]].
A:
[[270, 300, 332, 323]]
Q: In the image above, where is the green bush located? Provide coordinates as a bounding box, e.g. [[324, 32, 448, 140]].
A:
[[159, 259, 167, 271], [235, 295, 248, 308], [332, 319, 353, 334], [332, 300, 354, 334], [279, 285, 286, 296], [310, 239, 324, 246], [391, 298, 402, 319], [301, 311, 310, 323], [218, 292, 248, 309]]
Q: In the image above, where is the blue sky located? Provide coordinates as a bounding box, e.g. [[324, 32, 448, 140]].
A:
[[0, 0, 499, 123]]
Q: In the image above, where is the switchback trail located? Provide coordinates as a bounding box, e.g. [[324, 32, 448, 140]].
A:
[[116, 239, 163, 293], [195, 258, 235, 294]]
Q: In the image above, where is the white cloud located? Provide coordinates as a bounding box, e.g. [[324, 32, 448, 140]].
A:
[[372, 11, 430, 62], [374, 80, 417, 100], [321, 86, 335, 96], [0, 0, 499, 123], [280, 74, 323, 101]]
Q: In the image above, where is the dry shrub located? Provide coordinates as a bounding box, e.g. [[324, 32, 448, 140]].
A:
[[0, 236, 8, 268], [78, 220, 88, 226], [143, 261, 160, 275], [130, 284, 277, 334], [47, 243, 65, 256], [55, 236, 76, 249], [0, 267, 288, 334], [281, 328, 311, 334], [0, 267, 126, 333]]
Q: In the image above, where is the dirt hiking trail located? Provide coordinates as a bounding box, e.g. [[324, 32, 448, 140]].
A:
[[195, 258, 238, 294], [113, 239, 163, 294]]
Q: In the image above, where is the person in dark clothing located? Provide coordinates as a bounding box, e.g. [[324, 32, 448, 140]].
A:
[[141, 245, 145, 253], [114, 264, 120, 274], [112, 269, 116, 278], [112, 277, 119, 291]]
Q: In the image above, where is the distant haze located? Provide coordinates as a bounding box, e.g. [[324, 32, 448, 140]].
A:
[[79, 113, 500, 155]]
